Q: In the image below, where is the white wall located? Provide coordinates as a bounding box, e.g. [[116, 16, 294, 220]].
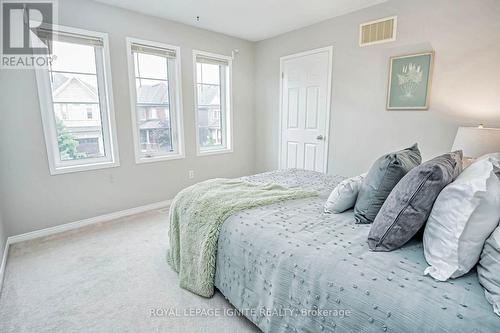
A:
[[0, 0, 255, 236], [254, 0, 500, 176]]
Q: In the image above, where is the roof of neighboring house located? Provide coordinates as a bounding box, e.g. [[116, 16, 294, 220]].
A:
[[136, 82, 169, 105], [139, 119, 170, 130], [197, 85, 220, 106], [52, 73, 70, 91], [51, 74, 222, 128], [52, 74, 98, 103], [136, 80, 222, 106], [52, 75, 222, 106]]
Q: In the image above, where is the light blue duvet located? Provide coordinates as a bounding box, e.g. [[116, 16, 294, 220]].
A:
[[214, 169, 500, 333]]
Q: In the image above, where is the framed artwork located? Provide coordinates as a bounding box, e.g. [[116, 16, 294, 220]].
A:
[[387, 51, 434, 110]]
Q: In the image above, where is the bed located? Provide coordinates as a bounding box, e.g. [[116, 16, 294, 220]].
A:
[[213, 169, 500, 333]]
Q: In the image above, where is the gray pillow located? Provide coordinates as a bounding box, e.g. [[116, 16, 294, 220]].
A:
[[368, 151, 463, 252], [354, 144, 421, 224], [478, 226, 500, 317]]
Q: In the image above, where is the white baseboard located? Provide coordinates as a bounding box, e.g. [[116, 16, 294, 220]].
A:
[[0, 199, 171, 292], [8, 200, 171, 244]]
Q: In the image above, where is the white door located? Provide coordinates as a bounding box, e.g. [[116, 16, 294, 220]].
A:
[[280, 47, 332, 173]]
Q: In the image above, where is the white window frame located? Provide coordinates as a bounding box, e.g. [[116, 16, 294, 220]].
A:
[[126, 37, 185, 164], [35, 25, 119, 175], [193, 50, 233, 156]]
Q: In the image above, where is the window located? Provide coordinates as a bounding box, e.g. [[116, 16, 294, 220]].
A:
[[193, 51, 232, 155], [127, 38, 184, 163], [35, 26, 119, 175]]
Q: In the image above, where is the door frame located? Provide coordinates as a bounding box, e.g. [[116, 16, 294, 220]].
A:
[[278, 46, 333, 172]]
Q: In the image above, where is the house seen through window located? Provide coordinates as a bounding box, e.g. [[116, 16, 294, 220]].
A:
[[194, 52, 232, 154], [128, 40, 183, 161], [50, 41, 105, 160], [35, 27, 119, 174]]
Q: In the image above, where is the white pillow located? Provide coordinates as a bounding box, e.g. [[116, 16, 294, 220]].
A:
[[324, 173, 366, 213], [423, 153, 500, 281], [478, 226, 500, 317]]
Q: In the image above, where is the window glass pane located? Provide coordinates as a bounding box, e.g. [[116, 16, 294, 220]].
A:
[[131, 44, 180, 159], [54, 103, 105, 161], [195, 55, 229, 152], [200, 63, 220, 85], [50, 41, 97, 74], [137, 106, 173, 154], [49, 41, 107, 163], [198, 128, 222, 148], [75, 138, 100, 156], [197, 83, 220, 106], [37, 30, 118, 172], [135, 52, 168, 80], [51, 73, 99, 103], [198, 106, 223, 148], [136, 79, 169, 105]]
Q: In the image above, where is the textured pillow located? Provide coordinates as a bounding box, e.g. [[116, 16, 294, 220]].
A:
[[324, 173, 367, 213], [354, 144, 421, 224], [424, 154, 500, 281], [478, 226, 500, 317], [368, 151, 463, 252]]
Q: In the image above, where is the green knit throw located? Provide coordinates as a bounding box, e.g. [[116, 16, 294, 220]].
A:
[[167, 178, 316, 297]]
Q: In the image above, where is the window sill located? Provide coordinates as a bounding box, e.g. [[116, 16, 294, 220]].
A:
[[136, 153, 185, 164], [196, 147, 233, 157], [50, 160, 120, 175]]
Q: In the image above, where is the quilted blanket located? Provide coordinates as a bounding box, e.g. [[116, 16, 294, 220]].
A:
[[215, 169, 500, 333], [167, 178, 316, 297]]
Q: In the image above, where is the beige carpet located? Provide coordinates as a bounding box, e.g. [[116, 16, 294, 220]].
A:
[[0, 209, 260, 333]]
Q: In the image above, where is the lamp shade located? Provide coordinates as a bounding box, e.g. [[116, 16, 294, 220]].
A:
[[451, 127, 500, 158]]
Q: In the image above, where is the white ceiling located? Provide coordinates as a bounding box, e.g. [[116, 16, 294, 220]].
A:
[[94, 0, 387, 41]]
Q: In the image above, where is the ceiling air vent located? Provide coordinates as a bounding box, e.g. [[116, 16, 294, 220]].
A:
[[359, 16, 397, 47]]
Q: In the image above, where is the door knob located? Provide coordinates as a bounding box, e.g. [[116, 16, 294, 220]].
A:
[[316, 134, 324, 140]]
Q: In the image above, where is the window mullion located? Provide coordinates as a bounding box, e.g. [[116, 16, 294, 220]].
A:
[[43, 68, 64, 167], [136, 52, 142, 87], [166, 57, 176, 153], [49, 69, 97, 76], [93, 46, 112, 161], [200, 63, 203, 84], [218, 65, 226, 149]]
